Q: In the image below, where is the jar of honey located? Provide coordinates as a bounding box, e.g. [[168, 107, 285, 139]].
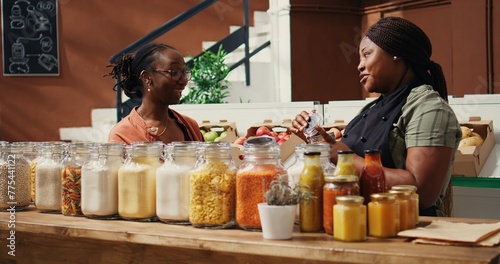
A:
[[368, 193, 400, 238], [323, 175, 359, 235], [389, 189, 416, 231], [333, 195, 366, 242], [391, 185, 419, 224]]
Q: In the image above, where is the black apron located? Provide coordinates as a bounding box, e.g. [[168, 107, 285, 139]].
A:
[[342, 79, 423, 168]]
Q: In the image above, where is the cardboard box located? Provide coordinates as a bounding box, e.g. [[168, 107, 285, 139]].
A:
[[245, 119, 305, 163], [199, 120, 238, 143], [452, 117, 495, 177], [322, 119, 348, 140]]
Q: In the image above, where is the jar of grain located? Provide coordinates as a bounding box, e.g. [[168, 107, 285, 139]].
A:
[[156, 141, 200, 224], [236, 136, 288, 230], [81, 143, 124, 219], [0, 143, 32, 211], [118, 142, 162, 221], [35, 143, 65, 213], [189, 141, 237, 228], [29, 142, 46, 203], [61, 142, 91, 216]]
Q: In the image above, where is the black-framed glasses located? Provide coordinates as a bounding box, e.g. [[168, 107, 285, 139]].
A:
[[154, 69, 192, 81]]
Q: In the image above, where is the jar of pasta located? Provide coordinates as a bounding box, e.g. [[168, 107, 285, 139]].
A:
[[368, 193, 400, 238], [189, 141, 237, 229], [35, 143, 65, 213], [323, 175, 359, 235], [333, 195, 366, 242], [118, 142, 162, 221], [236, 136, 287, 230], [61, 142, 91, 216], [391, 185, 419, 224], [0, 143, 31, 211], [81, 143, 124, 219], [157, 141, 200, 224]]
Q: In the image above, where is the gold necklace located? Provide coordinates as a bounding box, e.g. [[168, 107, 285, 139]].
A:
[[156, 121, 168, 137]]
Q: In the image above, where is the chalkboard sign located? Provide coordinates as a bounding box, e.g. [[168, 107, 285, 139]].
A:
[[2, 0, 59, 76]]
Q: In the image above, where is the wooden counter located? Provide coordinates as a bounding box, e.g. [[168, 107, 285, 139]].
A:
[[0, 207, 499, 264]]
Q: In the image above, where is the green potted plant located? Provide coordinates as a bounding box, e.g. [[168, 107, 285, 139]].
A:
[[181, 46, 230, 104], [258, 175, 313, 240]]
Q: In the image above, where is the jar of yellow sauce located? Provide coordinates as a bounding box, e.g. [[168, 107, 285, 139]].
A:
[[333, 150, 359, 177], [368, 193, 399, 238], [388, 190, 415, 231], [391, 185, 419, 224], [333, 195, 366, 242]]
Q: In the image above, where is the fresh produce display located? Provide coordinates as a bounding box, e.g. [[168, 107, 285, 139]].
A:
[[459, 126, 484, 147], [238, 125, 291, 145], [199, 120, 238, 142]]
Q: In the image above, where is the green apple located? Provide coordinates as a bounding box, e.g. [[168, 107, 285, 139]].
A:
[[219, 131, 228, 139], [200, 129, 207, 135], [204, 131, 219, 142]]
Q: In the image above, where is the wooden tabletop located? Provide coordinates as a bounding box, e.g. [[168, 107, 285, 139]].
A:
[[0, 207, 499, 264]]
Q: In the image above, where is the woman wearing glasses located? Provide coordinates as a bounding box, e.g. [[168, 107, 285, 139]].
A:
[[291, 17, 461, 217], [106, 43, 204, 144]]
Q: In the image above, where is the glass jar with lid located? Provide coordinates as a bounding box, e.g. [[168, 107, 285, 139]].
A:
[[323, 175, 360, 235], [388, 189, 415, 231], [333, 195, 366, 242], [236, 136, 288, 230], [61, 142, 92, 216], [299, 151, 325, 232], [368, 193, 400, 238], [118, 142, 162, 221], [333, 150, 359, 177], [189, 141, 237, 229], [391, 185, 419, 224], [29, 142, 47, 203], [156, 141, 200, 224], [81, 143, 124, 219], [35, 142, 65, 212], [0, 143, 31, 211]]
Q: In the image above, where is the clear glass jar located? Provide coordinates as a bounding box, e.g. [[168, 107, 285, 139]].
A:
[[0, 143, 31, 211], [118, 142, 162, 221], [333, 195, 366, 242], [389, 189, 416, 231], [81, 143, 124, 219], [35, 143, 65, 213], [29, 142, 46, 203], [61, 142, 91, 216], [391, 185, 419, 224], [189, 141, 237, 229], [156, 141, 199, 224], [368, 193, 400, 238], [323, 175, 360, 235], [236, 136, 288, 230], [299, 151, 324, 233], [333, 150, 358, 176], [360, 149, 386, 205]]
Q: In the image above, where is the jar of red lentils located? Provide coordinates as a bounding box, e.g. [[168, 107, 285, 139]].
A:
[[235, 136, 288, 231]]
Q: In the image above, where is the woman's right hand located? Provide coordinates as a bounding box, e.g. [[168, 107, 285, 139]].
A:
[[290, 110, 313, 141]]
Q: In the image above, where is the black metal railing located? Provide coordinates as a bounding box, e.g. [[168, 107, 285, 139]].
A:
[[109, 0, 270, 122]]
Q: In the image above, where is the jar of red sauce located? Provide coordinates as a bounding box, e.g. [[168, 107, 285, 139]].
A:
[[360, 149, 386, 205]]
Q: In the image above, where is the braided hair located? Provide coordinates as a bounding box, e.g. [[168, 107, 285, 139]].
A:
[[365, 17, 448, 101], [106, 43, 176, 99]]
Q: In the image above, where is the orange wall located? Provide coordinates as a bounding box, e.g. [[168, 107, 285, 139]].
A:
[[0, 0, 268, 142]]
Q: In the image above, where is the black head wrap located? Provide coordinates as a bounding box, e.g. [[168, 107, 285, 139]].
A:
[[364, 17, 448, 100]]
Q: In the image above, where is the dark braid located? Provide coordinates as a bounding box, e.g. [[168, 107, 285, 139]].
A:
[[105, 43, 177, 99], [365, 17, 448, 101]]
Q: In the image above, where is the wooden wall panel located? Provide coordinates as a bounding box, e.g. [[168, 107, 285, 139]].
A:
[[0, 0, 269, 142]]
